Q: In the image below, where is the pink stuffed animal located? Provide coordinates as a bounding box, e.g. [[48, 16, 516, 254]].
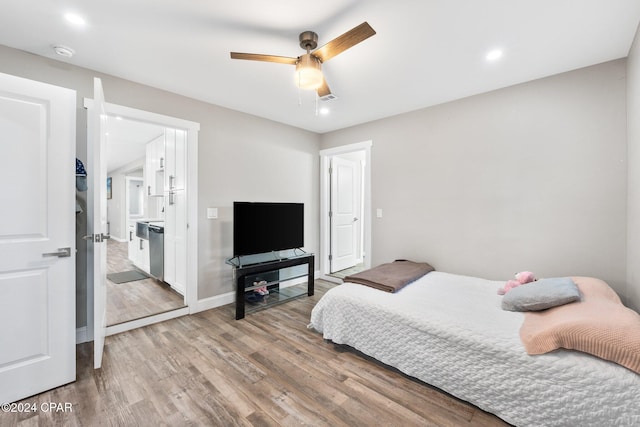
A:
[[515, 271, 536, 284], [253, 280, 269, 296], [497, 271, 536, 295]]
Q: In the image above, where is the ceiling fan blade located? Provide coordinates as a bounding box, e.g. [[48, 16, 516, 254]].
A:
[[313, 22, 376, 63], [230, 52, 298, 65], [317, 79, 332, 98]]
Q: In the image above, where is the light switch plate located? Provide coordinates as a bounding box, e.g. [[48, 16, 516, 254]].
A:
[[376, 208, 383, 218], [207, 207, 218, 219]]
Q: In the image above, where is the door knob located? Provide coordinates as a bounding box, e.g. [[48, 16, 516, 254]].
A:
[[42, 247, 71, 258]]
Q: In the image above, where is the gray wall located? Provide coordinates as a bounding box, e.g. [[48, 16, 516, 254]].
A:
[[196, 106, 320, 298], [321, 60, 629, 300], [2, 40, 636, 324], [0, 44, 320, 328], [627, 24, 640, 311]]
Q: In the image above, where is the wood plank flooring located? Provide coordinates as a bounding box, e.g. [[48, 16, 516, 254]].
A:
[[106, 239, 185, 326], [4, 280, 510, 426]]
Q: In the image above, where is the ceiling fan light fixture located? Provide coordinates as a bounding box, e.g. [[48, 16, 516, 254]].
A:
[[295, 54, 323, 90]]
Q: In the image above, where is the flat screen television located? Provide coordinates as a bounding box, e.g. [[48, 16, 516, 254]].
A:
[[233, 202, 304, 257]]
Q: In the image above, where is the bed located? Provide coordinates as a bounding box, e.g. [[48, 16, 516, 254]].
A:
[[309, 270, 640, 426]]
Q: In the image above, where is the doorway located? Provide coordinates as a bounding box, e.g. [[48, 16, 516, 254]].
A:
[[104, 120, 186, 327], [320, 141, 372, 282], [86, 100, 199, 341]]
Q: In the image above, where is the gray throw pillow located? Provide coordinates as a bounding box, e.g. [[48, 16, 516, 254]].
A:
[[502, 277, 581, 312]]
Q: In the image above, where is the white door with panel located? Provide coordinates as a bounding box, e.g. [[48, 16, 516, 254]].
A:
[[85, 77, 109, 369], [0, 72, 76, 403], [330, 156, 359, 273]]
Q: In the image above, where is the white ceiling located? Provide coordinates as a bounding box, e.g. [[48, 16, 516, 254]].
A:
[[1, 1, 640, 134], [105, 117, 164, 173]]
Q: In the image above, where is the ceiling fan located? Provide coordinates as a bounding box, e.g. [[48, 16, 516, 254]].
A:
[[230, 22, 376, 100]]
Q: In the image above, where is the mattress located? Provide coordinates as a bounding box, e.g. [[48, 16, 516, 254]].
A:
[[309, 271, 640, 426]]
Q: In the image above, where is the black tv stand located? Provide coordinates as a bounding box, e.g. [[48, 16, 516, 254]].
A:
[[227, 253, 314, 320]]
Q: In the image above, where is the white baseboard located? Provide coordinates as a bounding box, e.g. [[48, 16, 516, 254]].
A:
[[194, 269, 320, 314], [319, 274, 342, 284], [194, 291, 235, 313], [110, 236, 127, 243], [106, 307, 190, 336], [77, 271, 323, 343], [76, 326, 88, 344]]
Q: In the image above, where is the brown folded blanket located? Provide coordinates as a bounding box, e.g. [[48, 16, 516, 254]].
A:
[[344, 260, 435, 293]]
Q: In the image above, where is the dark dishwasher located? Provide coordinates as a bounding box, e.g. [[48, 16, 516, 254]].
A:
[[148, 224, 164, 281]]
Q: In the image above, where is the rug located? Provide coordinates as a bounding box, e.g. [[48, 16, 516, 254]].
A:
[[107, 270, 149, 284]]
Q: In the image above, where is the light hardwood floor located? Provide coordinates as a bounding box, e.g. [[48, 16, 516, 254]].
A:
[[106, 239, 185, 326], [5, 281, 510, 427]]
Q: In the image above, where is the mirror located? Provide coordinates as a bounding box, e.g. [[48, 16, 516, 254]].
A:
[[105, 116, 186, 326]]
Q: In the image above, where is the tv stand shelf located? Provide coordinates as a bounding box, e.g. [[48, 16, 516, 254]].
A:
[[230, 253, 314, 320]]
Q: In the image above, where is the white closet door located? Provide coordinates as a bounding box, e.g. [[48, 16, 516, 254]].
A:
[[330, 156, 358, 272], [0, 72, 76, 403]]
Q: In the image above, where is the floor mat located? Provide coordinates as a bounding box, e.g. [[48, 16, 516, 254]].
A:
[[107, 270, 149, 284]]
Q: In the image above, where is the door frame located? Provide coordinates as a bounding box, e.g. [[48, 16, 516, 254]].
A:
[[319, 140, 372, 282], [85, 100, 199, 340]]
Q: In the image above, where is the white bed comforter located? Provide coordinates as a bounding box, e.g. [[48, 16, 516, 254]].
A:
[[309, 272, 640, 426]]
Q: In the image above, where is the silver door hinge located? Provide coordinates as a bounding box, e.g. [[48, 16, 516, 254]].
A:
[[82, 233, 111, 243]]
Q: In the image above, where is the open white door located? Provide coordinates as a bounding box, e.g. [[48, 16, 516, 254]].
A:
[[330, 156, 359, 273], [85, 78, 109, 369], [0, 72, 76, 402]]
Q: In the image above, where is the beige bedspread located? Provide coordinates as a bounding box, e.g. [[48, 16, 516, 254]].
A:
[[520, 276, 640, 374], [343, 260, 434, 293]]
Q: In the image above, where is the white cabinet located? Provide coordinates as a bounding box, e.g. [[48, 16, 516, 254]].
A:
[[128, 222, 150, 274], [138, 236, 150, 274], [132, 234, 150, 274], [164, 128, 185, 193], [163, 129, 187, 295], [136, 129, 187, 295], [127, 223, 136, 263], [144, 134, 165, 198]]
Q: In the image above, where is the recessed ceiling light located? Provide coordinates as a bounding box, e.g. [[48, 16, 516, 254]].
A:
[[486, 49, 503, 61], [319, 107, 330, 115], [52, 45, 75, 58], [64, 13, 86, 27]]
